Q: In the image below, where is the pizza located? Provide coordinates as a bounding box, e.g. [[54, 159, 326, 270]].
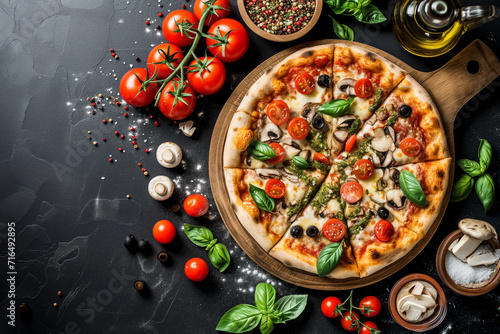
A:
[[222, 43, 451, 279]]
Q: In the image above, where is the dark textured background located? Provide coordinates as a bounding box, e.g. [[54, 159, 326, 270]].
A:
[[1, 0, 499, 333]]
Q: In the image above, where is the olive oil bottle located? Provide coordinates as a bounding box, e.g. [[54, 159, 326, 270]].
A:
[[393, 0, 499, 57]]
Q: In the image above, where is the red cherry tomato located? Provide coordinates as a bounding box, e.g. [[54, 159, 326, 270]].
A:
[[266, 100, 290, 125], [354, 78, 373, 99], [206, 19, 249, 63], [341, 311, 360, 332], [119, 68, 159, 108], [194, 0, 231, 26], [400, 137, 422, 157], [374, 220, 395, 242], [321, 296, 342, 318], [353, 159, 375, 180], [265, 143, 286, 165], [340, 181, 363, 204], [345, 135, 356, 153], [313, 153, 330, 165], [184, 258, 209, 281], [158, 80, 197, 120], [287, 118, 310, 140], [265, 179, 286, 199], [359, 296, 382, 317], [152, 220, 176, 244], [184, 194, 209, 217], [322, 219, 346, 242], [360, 321, 379, 334], [295, 72, 316, 95], [147, 43, 184, 80], [162, 10, 199, 47], [187, 56, 226, 95]]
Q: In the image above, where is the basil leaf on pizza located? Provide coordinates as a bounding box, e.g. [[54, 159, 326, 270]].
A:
[[475, 173, 495, 213], [249, 184, 275, 212], [457, 159, 483, 177], [317, 97, 354, 117], [399, 170, 428, 207], [247, 140, 276, 161], [450, 174, 475, 202], [478, 139, 492, 172], [184, 223, 214, 247], [330, 16, 354, 41], [316, 241, 343, 277], [292, 156, 310, 169]]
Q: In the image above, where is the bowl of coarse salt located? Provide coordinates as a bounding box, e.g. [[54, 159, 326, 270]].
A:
[[436, 219, 500, 296]]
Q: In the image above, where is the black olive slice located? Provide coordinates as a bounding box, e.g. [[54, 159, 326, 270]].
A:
[[290, 225, 303, 238], [377, 207, 389, 220], [398, 104, 412, 118], [317, 74, 332, 88], [312, 114, 325, 131], [306, 225, 319, 237]]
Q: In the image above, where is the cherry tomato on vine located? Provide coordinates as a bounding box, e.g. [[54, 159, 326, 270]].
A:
[[119, 68, 159, 108], [340, 181, 363, 204], [162, 10, 199, 47], [288, 118, 310, 140], [265, 143, 286, 165], [353, 159, 375, 180], [321, 296, 342, 318], [265, 179, 286, 199], [359, 296, 382, 317], [354, 78, 373, 99], [184, 194, 209, 217], [147, 43, 184, 80], [158, 79, 197, 120], [360, 321, 379, 334], [187, 56, 226, 95], [340, 311, 360, 332], [313, 153, 330, 165], [194, 0, 231, 26], [266, 100, 290, 125], [345, 135, 357, 153], [206, 18, 249, 63], [295, 73, 315, 95], [322, 219, 346, 242], [400, 137, 422, 157], [184, 258, 209, 281], [374, 220, 395, 242], [152, 220, 176, 244]]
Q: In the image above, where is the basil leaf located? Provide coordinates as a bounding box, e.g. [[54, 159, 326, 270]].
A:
[[475, 173, 495, 213], [478, 139, 492, 172], [259, 314, 274, 334], [292, 156, 310, 169], [330, 16, 354, 41], [273, 294, 308, 321], [255, 283, 276, 314], [450, 174, 474, 202], [318, 97, 355, 117], [356, 4, 387, 23], [184, 223, 214, 247], [269, 310, 286, 324], [399, 170, 428, 207], [249, 184, 275, 212], [457, 159, 483, 177], [208, 243, 231, 272], [368, 89, 383, 112], [316, 242, 343, 277], [247, 140, 276, 161], [216, 304, 262, 333], [325, 0, 355, 14]]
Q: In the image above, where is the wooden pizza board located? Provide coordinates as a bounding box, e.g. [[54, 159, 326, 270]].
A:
[[209, 39, 500, 290]]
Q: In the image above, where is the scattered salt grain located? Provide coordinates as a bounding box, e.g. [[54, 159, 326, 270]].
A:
[[445, 245, 500, 285]]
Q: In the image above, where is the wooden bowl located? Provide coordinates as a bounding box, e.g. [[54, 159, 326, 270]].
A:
[[436, 229, 500, 296], [389, 274, 447, 332], [237, 0, 323, 42]]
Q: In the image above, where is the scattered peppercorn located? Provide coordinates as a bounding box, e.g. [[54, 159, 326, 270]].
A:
[[58, 291, 62, 297], [135, 56, 141, 61], [114, 55, 119, 60], [141, 168, 146, 172], [119, 147, 123, 152], [144, 171, 149, 176], [91, 102, 96, 107], [132, 135, 137, 139], [138, 163, 142, 167], [99, 106, 104, 111], [116, 101, 121, 106], [53, 303, 58, 308], [145, 149, 149, 153], [102, 119, 107, 124], [102, 138, 106, 142], [111, 52, 116, 57], [182, 4, 186, 8], [93, 141, 98, 146], [158, 12, 163, 17], [154, 121, 160, 127], [134, 145, 139, 149], [110, 48, 114, 52], [109, 158, 113, 162], [149, 115, 154, 119], [115, 131, 119, 135], [88, 136, 92, 140], [109, 118, 113, 123], [171, 204, 181, 212], [130, 127, 135, 131], [127, 194, 131, 199], [124, 106, 129, 111], [156, 25, 161, 29], [88, 131, 92, 134], [157, 251, 168, 262], [120, 134, 125, 139], [146, 20, 150, 25], [98, 93, 103, 98], [19, 303, 31, 315]]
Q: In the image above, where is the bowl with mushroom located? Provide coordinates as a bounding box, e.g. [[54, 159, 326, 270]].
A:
[[436, 219, 500, 296]]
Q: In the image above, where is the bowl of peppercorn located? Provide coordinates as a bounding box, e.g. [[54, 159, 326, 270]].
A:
[[237, 0, 323, 42]]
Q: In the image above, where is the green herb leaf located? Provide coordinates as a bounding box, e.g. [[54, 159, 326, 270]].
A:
[[216, 304, 262, 333], [325, 0, 354, 14], [385, 113, 399, 128], [273, 295, 308, 321], [316, 242, 343, 277], [259, 314, 274, 334], [208, 243, 231, 272], [249, 184, 275, 212], [292, 156, 310, 169], [330, 16, 354, 41], [475, 173, 495, 213], [450, 174, 475, 202], [478, 139, 492, 172], [355, 4, 387, 23], [247, 140, 277, 161], [184, 223, 214, 247], [318, 97, 355, 117], [457, 159, 483, 177], [255, 283, 276, 314], [368, 89, 383, 112], [399, 170, 428, 207]]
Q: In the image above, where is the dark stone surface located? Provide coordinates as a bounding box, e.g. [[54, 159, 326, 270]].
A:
[[0, 0, 499, 333]]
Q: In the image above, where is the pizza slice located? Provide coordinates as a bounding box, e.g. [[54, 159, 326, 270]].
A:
[[224, 167, 326, 251]]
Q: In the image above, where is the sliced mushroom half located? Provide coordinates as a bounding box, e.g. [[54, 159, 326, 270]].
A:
[[298, 150, 311, 160], [256, 169, 281, 180], [260, 118, 283, 142], [301, 103, 320, 123], [333, 130, 349, 143], [283, 143, 301, 157], [337, 115, 357, 129], [381, 150, 394, 167], [385, 126, 396, 143], [389, 168, 400, 185], [279, 168, 300, 183], [386, 189, 408, 210], [337, 78, 357, 96], [371, 127, 394, 152], [370, 153, 381, 168], [366, 113, 378, 125]]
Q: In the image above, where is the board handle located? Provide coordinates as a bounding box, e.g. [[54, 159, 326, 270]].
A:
[[420, 40, 500, 131]]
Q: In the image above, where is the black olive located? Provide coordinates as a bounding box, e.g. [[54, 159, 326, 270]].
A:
[[124, 234, 138, 252], [317, 74, 332, 88], [138, 239, 152, 255], [398, 104, 412, 118], [268, 131, 278, 139], [290, 225, 303, 238], [312, 114, 325, 131], [157, 251, 169, 262], [281, 202, 288, 209], [377, 207, 389, 220], [319, 212, 327, 218], [134, 280, 146, 291], [306, 225, 319, 237]]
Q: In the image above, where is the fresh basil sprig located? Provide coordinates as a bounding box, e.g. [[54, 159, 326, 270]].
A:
[[325, 0, 387, 23], [330, 16, 354, 41], [457, 159, 483, 177], [316, 241, 344, 277], [216, 283, 308, 334], [184, 224, 230, 272], [292, 156, 310, 169], [450, 174, 475, 202], [249, 184, 275, 212], [399, 170, 428, 207], [247, 139, 276, 161], [318, 97, 355, 117], [476, 173, 495, 213]]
